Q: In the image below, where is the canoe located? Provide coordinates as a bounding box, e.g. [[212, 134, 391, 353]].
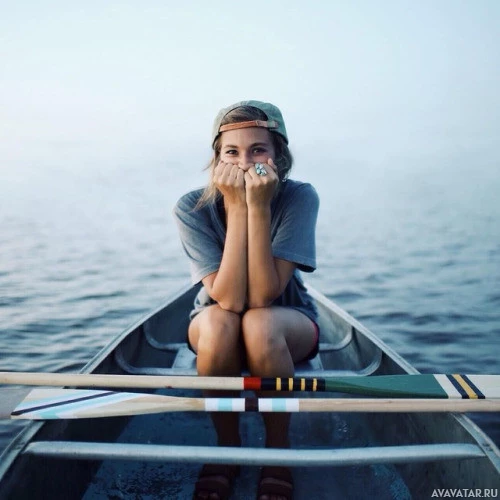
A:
[[0, 283, 499, 499]]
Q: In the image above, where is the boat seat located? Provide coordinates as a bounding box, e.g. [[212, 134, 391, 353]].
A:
[[112, 319, 381, 377], [114, 341, 382, 377], [171, 345, 324, 373]]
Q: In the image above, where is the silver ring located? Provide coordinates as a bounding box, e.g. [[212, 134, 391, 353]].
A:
[[255, 163, 268, 176]]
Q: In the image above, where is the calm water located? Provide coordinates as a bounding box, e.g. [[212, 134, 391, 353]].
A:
[[1, 157, 499, 454]]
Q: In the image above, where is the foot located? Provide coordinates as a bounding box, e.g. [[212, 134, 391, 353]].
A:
[[256, 466, 293, 500], [193, 464, 240, 500]]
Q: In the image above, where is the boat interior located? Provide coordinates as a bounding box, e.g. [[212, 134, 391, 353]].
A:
[[0, 284, 498, 499]]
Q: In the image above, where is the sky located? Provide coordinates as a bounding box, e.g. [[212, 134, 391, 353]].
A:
[[1, 0, 499, 178]]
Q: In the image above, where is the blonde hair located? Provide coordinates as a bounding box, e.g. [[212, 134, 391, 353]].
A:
[[196, 106, 293, 208]]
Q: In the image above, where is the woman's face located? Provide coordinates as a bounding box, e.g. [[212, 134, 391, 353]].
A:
[[219, 127, 276, 171]]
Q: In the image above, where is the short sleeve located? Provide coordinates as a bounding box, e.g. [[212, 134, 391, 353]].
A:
[[271, 183, 319, 272], [173, 192, 223, 284]]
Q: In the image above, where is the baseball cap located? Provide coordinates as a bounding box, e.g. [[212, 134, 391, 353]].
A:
[[211, 100, 288, 146]]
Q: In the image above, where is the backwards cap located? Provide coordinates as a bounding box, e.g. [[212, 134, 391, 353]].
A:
[[211, 100, 288, 146]]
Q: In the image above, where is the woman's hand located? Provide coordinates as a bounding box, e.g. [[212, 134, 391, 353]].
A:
[[244, 159, 279, 208], [213, 161, 246, 207]]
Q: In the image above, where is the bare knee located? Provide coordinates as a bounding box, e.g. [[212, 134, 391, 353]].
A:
[[241, 308, 291, 375], [190, 306, 241, 375]]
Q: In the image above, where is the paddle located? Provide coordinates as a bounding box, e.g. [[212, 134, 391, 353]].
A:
[[2, 387, 500, 420], [0, 372, 499, 399]]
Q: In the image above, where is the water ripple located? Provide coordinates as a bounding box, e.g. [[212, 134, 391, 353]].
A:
[[63, 291, 128, 303]]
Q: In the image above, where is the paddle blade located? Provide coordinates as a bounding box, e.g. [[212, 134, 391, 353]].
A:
[[9, 388, 188, 420], [8, 389, 500, 420], [322, 374, 500, 399]]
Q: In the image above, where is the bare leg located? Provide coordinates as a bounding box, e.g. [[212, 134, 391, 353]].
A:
[[188, 305, 243, 446], [242, 307, 317, 448], [242, 307, 317, 500]]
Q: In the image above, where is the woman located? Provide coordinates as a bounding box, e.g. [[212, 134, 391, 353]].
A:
[[174, 100, 320, 500]]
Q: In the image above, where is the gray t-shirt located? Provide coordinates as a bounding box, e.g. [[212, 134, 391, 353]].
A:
[[173, 179, 319, 322]]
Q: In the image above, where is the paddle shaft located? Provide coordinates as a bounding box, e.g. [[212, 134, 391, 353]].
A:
[[1, 372, 499, 399], [0, 372, 237, 390]]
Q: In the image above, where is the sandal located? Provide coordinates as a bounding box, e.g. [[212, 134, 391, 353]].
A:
[[193, 464, 240, 500], [257, 466, 294, 500]]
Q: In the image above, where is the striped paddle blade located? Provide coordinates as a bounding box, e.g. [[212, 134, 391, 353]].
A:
[[8, 388, 500, 420], [243, 374, 499, 399]]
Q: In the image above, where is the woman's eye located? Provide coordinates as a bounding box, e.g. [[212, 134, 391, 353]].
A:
[[253, 148, 266, 154], [225, 149, 238, 155]]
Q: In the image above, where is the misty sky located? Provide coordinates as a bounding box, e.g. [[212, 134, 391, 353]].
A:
[[1, 1, 499, 176]]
